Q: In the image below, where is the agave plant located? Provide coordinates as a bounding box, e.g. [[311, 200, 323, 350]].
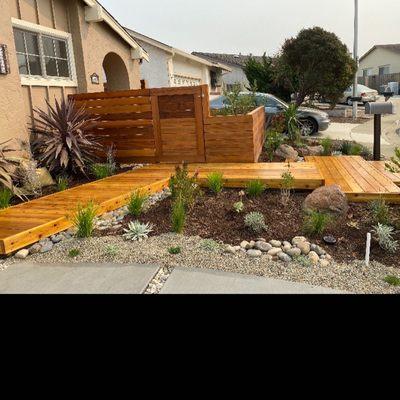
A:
[[0, 140, 23, 198], [123, 221, 154, 242], [31, 98, 102, 176]]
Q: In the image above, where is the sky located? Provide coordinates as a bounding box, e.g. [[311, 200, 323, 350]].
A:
[[100, 0, 400, 57]]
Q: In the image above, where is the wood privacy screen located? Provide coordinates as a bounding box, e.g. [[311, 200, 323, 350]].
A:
[[70, 85, 265, 164]]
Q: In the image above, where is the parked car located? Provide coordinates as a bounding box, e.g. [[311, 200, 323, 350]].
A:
[[340, 84, 379, 106], [210, 92, 331, 135]]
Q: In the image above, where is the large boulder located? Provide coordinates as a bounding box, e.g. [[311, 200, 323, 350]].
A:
[[275, 144, 298, 161], [303, 185, 349, 217], [298, 145, 324, 157]]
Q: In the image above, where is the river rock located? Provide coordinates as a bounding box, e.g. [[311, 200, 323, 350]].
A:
[[297, 241, 311, 255], [308, 251, 320, 265], [15, 249, 29, 259], [40, 241, 54, 253], [255, 241, 273, 252], [247, 249, 262, 258], [275, 144, 298, 161], [268, 248, 282, 256], [285, 247, 302, 257], [269, 240, 282, 248], [29, 243, 42, 255], [278, 252, 292, 263]]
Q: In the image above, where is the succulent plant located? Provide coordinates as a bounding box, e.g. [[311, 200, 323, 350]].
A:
[[123, 221, 153, 242], [372, 224, 399, 253], [244, 212, 267, 233]]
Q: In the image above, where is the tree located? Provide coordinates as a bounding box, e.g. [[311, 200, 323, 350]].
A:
[[275, 27, 357, 106], [244, 54, 291, 101]]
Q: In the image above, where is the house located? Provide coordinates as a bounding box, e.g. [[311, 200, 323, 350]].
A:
[[358, 44, 400, 77], [126, 29, 231, 94], [0, 0, 148, 150], [192, 52, 263, 92]]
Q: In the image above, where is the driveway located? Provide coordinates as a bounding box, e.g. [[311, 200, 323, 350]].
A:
[[318, 97, 400, 158]]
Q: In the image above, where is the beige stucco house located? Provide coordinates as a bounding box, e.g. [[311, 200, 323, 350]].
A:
[[358, 44, 400, 78], [0, 0, 148, 151], [126, 29, 231, 94]]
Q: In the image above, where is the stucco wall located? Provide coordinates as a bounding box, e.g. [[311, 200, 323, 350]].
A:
[[1, 0, 141, 148], [358, 48, 400, 76], [136, 39, 171, 88], [220, 65, 249, 90], [172, 54, 211, 86], [0, 0, 31, 148]]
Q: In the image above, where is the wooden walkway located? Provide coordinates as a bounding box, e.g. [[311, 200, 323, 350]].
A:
[[305, 156, 400, 203], [1, 157, 399, 255], [368, 161, 400, 186]]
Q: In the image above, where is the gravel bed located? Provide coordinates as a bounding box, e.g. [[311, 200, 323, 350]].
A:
[[2, 234, 400, 294]]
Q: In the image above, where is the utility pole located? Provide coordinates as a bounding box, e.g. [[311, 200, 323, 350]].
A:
[[352, 0, 359, 120]]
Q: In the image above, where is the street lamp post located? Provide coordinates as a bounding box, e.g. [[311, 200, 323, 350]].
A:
[[352, 0, 359, 120]]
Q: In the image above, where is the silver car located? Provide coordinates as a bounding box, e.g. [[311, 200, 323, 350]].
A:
[[210, 92, 331, 135]]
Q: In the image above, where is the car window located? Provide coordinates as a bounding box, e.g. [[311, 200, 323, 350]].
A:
[[210, 96, 226, 108]]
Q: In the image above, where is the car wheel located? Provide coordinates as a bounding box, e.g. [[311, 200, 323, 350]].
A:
[[300, 118, 318, 136], [347, 97, 353, 106]]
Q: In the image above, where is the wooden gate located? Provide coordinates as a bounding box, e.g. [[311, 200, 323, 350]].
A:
[[152, 86, 206, 163]]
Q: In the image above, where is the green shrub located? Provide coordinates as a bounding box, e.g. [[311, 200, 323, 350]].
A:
[[168, 246, 181, 255], [280, 171, 294, 206], [384, 275, 400, 286], [0, 188, 13, 209], [200, 239, 220, 252], [246, 179, 266, 197], [68, 249, 80, 258], [386, 147, 400, 173], [321, 137, 333, 156], [207, 172, 224, 194], [105, 245, 119, 257], [233, 201, 244, 213], [169, 163, 200, 210], [369, 198, 390, 225], [340, 141, 362, 156], [244, 212, 267, 233], [372, 224, 399, 253], [303, 211, 332, 236], [123, 221, 153, 242], [285, 103, 301, 142], [171, 197, 186, 234], [91, 163, 114, 180], [56, 176, 69, 192], [71, 201, 98, 238], [265, 130, 284, 161], [293, 255, 313, 268], [127, 190, 148, 217]]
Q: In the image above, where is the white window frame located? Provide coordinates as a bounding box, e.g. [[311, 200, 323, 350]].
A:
[[11, 18, 77, 88]]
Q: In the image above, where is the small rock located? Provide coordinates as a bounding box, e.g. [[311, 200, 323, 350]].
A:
[[308, 251, 320, 265], [233, 246, 241, 252], [240, 241, 250, 249], [320, 260, 330, 267], [15, 249, 29, 259], [297, 241, 311, 255], [256, 238, 266, 242], [247, 249, 262, 258], [285, 247, 302, 257], [292, 236, 308, 246], [255, 241, 273, 252], [270, 240, 282, 248], [247, 241, 256, 249], [40, 241, 54, 253], [51, 235, 63, 244], [283, 241, 292, 248], [268, 248, 282, 256], [39, 238, 51, 246], [275, 144, 298, 161], [225, 245, 237, 255], [29, 243, 42, 255], [278, 252, 292, 263]]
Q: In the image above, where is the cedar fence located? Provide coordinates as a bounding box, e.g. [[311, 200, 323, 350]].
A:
[[70, 85, 265, 164]]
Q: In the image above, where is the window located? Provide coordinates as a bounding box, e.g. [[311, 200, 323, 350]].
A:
[[13, 27, 72, 80], [379, 65, 390, 76]]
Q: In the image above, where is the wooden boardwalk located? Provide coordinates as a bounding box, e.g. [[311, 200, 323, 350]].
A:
[[1, 157, 399, 255], [305, 156, 400, 203], [368, 161, 400, 186]]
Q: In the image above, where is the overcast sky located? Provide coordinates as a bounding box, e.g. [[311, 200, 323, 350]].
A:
[[100, 0, 400, 57]]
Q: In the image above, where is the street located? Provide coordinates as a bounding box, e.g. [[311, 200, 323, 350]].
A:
[[317, 97, 400, 158]]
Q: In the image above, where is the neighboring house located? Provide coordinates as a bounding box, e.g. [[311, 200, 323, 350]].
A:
[[0, 0, 148, 149], [358, 44, 400, 78], [126, 29, 231, 94], [192, 52, 263, 92]]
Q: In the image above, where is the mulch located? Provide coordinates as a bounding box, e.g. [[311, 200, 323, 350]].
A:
[[119, 189, 400, 268]]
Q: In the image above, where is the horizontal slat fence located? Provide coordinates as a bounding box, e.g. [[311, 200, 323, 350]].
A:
[[70, 85, 266, 164]]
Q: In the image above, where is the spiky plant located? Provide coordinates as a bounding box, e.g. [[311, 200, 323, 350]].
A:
[[0, 140, 18, 193], [31, 98, 102, 176], [372, 224, 399, 254], [386, 147, 400, 173], [123, 221, 153, 242]]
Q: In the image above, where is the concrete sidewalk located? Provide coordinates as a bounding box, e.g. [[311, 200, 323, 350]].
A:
[[0, 263, 159, 294], [160, 268, 349, 294]]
